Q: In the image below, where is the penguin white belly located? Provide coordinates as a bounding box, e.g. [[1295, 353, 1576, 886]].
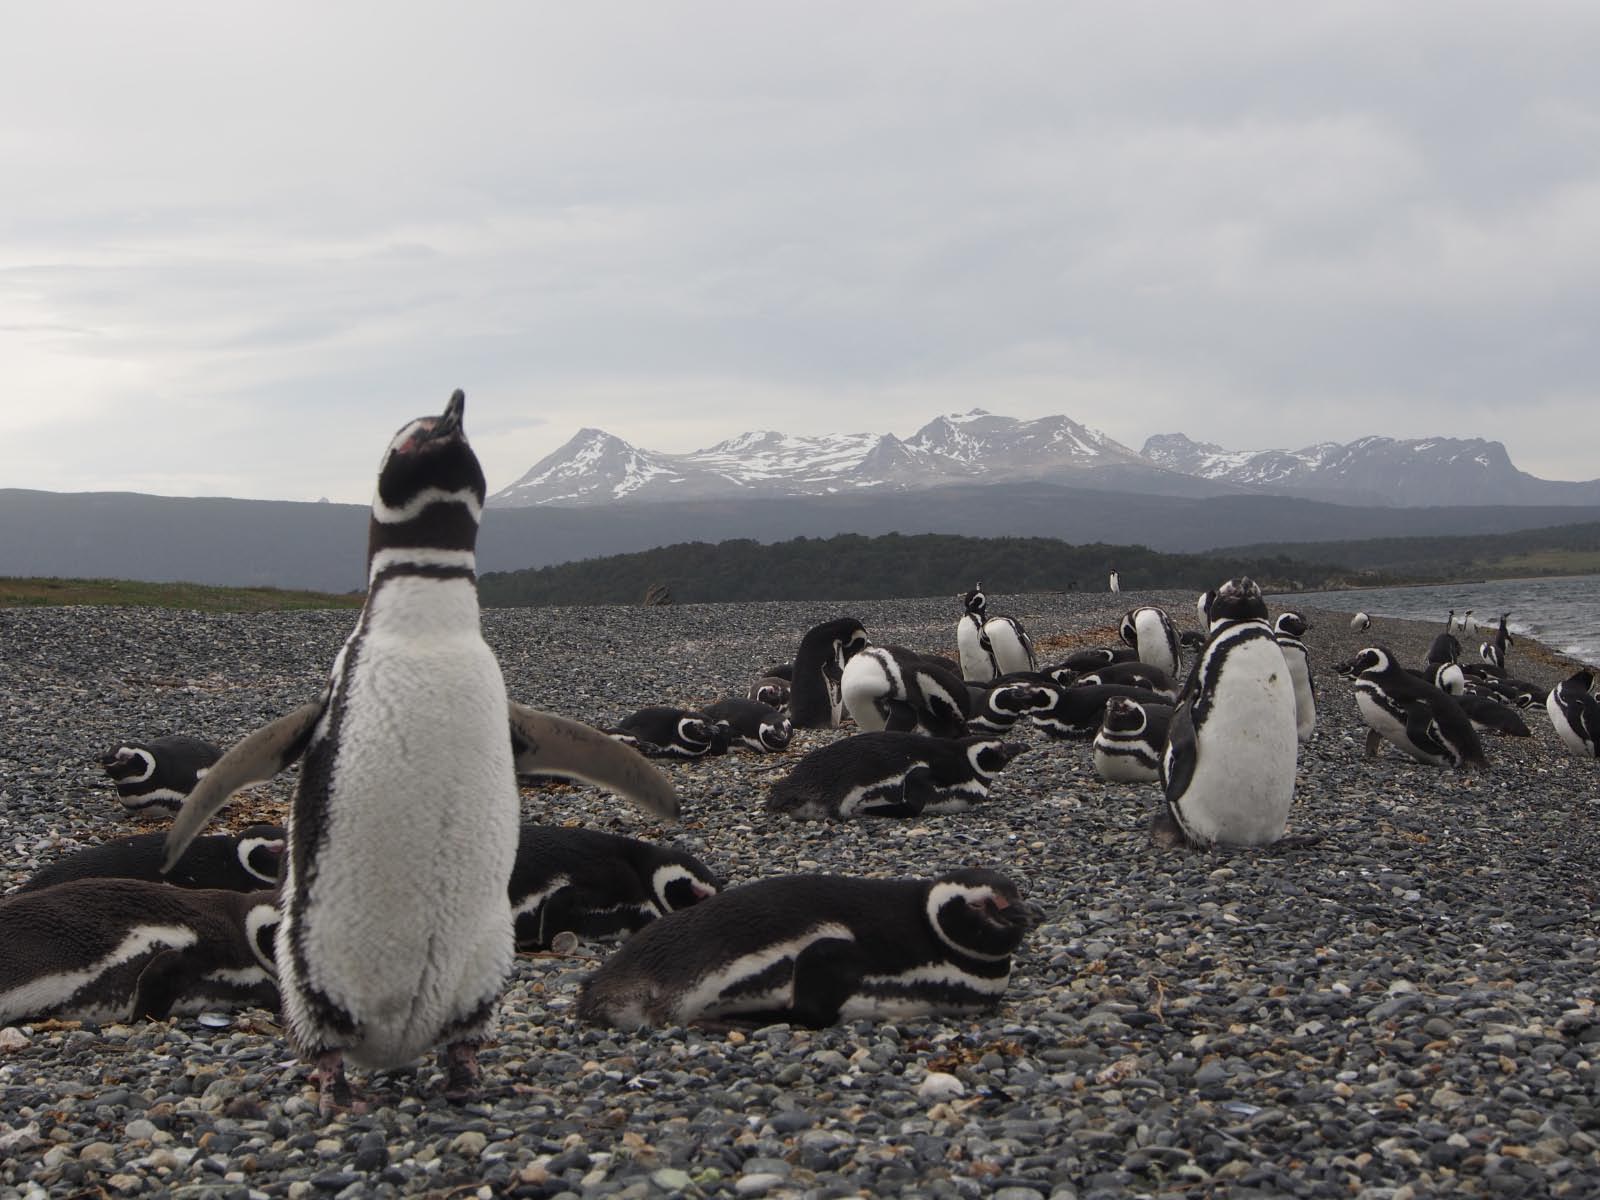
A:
[[1282, 649, 1316, 743], [1177, 652, 1297, 845], [1133, 611, 1178, 677], [840, 652, 897, 732], [956, 620, 993, 683], [1354, 689, 1411, 750], [286, 616, 518, 1070], [1094, 737, 1160, 783], [1547, 693, 1593, 757], [984, 620, 1034, 676]]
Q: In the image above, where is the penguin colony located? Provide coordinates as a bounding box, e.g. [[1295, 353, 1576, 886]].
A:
[[7, 395, 1597, 1118]]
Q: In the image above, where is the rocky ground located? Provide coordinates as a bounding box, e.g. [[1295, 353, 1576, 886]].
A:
[[1, 590, 1598, 1200]]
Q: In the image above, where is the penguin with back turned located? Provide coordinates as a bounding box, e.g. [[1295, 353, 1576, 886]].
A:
[[787, 618, 868, 728], [161, 391, 678, 1112], [1272, 611, 1317, 744]]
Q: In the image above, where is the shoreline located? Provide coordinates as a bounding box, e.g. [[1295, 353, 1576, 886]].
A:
[[3, 592, 1598, 1199]]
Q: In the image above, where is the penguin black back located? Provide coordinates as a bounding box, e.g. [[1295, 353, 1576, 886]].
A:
[[21, 825, 285, 893]]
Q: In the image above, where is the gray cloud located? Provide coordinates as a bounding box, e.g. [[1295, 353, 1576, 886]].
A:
[[2, 1, 1597, 502]]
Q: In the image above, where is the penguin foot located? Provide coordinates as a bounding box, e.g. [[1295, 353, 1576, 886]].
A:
[[312, 1051, 364, 1115], [443, 1041, 482, 1100], [1148, 809, 1188, 851]]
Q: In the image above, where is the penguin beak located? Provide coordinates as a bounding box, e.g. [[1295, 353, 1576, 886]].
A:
[[435, 389, 466, 437]]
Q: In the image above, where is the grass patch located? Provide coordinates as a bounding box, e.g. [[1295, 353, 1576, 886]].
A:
[[0, 577, 363, 613]]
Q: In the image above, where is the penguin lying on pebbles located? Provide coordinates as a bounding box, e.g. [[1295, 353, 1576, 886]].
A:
[[1052, 661, 1179, 701], [1026, 682, 1157, 739], [747, 665, 792, 711], [701, 697, 793, 752], [0, 879, 279, 1024], [161, 390, 678, 1112], [1045, 647, 1137, 675], [510, 826, 722, 950], [966, 676, 1058, 733], [1092, 697, 1173, 784], [1154, 577, 1301, 849], [1547, 670, 1600, 758], [21, 825, 284, 893], [576, 868, 1042, 1029], [788, 618, 868, 728], [1338, 646, 1488, 769], [765, 732, 1028, 819], [609, 707, 721, 759], [100, 735, 222, 816]]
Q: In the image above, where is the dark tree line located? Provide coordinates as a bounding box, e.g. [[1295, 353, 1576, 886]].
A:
[[478, 532, 1363, 608]]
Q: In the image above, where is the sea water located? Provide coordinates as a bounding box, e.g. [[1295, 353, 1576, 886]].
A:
[[1274, 574, 1600, 666]]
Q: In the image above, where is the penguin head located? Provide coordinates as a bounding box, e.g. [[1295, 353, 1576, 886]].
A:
[[1337, 646, 1390, 678], [1044, 665, 1079, 687], [677, 717, 716, 753], [757, 718, 793, 752], [1196, 591, 1216, 626], [751, 678, 791, 710], [1350, 612, 1372, 631], [236, 825, 287, 885], [369, 389, 487, 567], [989, 682, 1058, 718], [1101, 695, 1149, 734], [1273, 612, 1309, 638], [650, 860, 722, 913], [1208, 578, 1269, 624], [962, 587, 987, 616], [966, 738, 1029, 780], [925, 869, 1041, 961], [1118, 611, 1139, 648], [100, 744, 155, 783]]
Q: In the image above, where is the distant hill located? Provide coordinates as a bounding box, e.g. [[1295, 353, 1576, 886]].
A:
[[6, 485, 1600, 593]]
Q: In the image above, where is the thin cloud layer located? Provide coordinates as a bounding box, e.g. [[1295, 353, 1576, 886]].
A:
[[2, 2, 1597, 501]]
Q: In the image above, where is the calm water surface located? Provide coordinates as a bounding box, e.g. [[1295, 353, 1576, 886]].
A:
[[1275, 574, 1599, 666]]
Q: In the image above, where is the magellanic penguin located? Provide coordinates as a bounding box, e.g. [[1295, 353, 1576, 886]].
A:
[[967, 676, 1059, 733], [1043, 646, 1138, 676], [1154, 577, 1300, 849], [21, 824, 284, 893], [1057, 661, 1179, 701], [576, 868, 1042, 1029], [1547, 670, 1600, 758], [788, 618, 868, 728], [956, 586, 996, 683], [160, 391, 678, 1112], [1336, 646, 1488, 770], [747, 664, 793, 712], [1272, 612, 1317, 744], [609, 707, 720, 759], [100, 735, 223, 816], [1351, 612, 1372, 631], [701, 697, 793, 752], [1119, 606, 1181, 679], [841, 646, 971, 738], [509, 825, 722, 950], [1480, 613, 1512, 670], [1109, 568, 1120, 595], [1092, 697, 1174, 784], [0, 878, 279, 1025], [765, 732, 1028, 819]]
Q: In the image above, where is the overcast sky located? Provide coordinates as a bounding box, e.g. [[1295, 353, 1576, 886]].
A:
[[3, 2, 1597, 503]]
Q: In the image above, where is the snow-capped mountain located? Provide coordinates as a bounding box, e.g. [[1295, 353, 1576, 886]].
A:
[[490, 410, 1176, 508], [1141, 433, 1600, 507], [488, 412, 1600, 510]]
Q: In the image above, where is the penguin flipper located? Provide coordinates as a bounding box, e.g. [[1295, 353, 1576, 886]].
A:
[[1161, 700, 1197, 804], [162, 701, 324, 873], [131, 948, 200, 1020], [508, 703, 680, 821]]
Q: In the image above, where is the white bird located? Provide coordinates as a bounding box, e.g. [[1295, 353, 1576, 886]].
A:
[[1109, 569, 1120, 596]]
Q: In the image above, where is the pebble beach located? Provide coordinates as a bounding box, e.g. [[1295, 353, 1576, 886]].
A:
[[2, 591, 1598, 1200]]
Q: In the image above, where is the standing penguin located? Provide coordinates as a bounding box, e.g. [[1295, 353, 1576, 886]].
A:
[[1120, 606, 1181, 679], [162, 391, 677, 1111], [576, 868, 1041, 1029], [1108, 568, 1120, 595], [1337, 646, 1487, 769], [1154, 578, 1300, 849], [1272, 612, 1317, 744], [1480, 614, 1513, 670], [1547, 670, 1600, 758], [788, 618, 868, 728], [1351, 612, 1372, 631], [100, 735, 222, 815], [956, 586, 996, 683]]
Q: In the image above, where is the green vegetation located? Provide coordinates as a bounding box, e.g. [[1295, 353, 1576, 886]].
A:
[[1229, 521, 1600, 583], [0, 577, 363, 612], [478, 533, 1363, 607]]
